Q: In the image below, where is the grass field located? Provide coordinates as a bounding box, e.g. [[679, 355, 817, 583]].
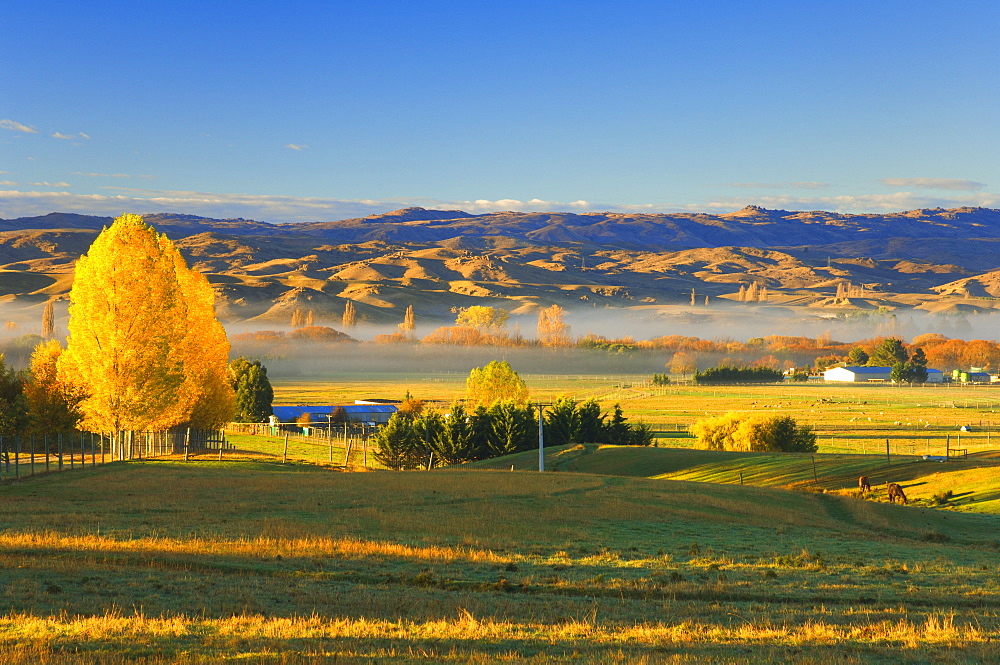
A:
[[5, 375, 1000, 661], [470, 444, 1000, 513], [275, 376, 1000, 457], [3, 458, 1000, 662]]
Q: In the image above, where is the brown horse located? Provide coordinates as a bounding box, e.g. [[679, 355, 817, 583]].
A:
[[858, 476, 871, 493], [887, 482, 908, 504]]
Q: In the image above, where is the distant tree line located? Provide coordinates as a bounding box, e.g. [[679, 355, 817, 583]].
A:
[[693, 366, 784, 385]]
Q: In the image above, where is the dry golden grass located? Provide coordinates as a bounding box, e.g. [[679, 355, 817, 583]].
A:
[[4, 461, 1000, 662]]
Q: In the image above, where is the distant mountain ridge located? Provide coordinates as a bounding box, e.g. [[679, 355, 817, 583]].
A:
[[3, 205, 1000, 329], [5, 205, 1000, 250]]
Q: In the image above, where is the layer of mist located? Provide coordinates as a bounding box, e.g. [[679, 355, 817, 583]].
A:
[[1, 301, 995, 375]]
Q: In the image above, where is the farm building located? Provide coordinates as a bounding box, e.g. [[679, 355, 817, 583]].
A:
[[823, 366, 892, 382], [824, 366, 944, 383], [952, 370, 992, 384], [271, 404, 398, 425]]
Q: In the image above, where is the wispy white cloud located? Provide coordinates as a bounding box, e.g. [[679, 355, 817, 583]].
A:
[[456, 198, 593, 213], [880, 177, 985, 191], [52, 131, 90, 141], [689, 191, 999, 214], [723, 181, 830, 189], [28, 181, 71, 188], [0, 187, 996, 224], [73, 172, 151, 179], [0, 181, 16, 187], [285, 144, 307, 151], [0, 119, 37, 134]]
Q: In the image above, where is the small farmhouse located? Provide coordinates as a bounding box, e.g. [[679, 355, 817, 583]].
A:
[[271, 404, 398, 425], [823, 366, 892, 382]]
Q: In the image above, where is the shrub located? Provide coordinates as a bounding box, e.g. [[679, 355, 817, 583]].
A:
[[372, 413, 424, 470], [691, 412, 817, 453], [627, 421, 655, 446], [931, 490, 954, 506]]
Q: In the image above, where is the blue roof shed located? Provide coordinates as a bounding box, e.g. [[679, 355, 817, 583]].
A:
[[272, 404, 397, 424]]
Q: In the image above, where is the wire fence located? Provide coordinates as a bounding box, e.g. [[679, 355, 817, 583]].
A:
[[0, 429, 226, 481], [223, 422, 380, 467]]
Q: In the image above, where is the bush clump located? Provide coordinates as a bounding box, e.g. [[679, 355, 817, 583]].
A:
[[690, 412, 817, 452]]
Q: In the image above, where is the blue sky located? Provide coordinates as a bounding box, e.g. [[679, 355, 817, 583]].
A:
[[2, 0, 997, 222]]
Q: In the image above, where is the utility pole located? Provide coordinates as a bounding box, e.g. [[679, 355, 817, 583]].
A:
[[534, 403, 554, 472], [538, 403, 545, 471]]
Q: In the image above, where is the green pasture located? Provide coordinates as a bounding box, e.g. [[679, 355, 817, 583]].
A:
[[3, 460, 1000, 662], [469, 443, 1000, 513], [275, 376, 1000, 457], [220, 432, 376, 467]]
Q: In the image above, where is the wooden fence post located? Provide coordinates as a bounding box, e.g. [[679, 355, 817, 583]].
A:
[[14, 436, 19, 478], [282, 431, 289, 463], [184, 428, 190, 461], [46, 434, 51, 473]]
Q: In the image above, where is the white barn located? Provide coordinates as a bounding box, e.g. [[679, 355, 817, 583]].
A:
[[824, 366, 892, 382]]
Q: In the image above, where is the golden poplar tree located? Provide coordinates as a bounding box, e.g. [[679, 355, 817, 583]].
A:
[[455, 306, 508, 333], [465, 360, 529, 408], [41, 299, 55, 338], [25, 339, 80, 433], [342, 301, 357, 329], [536, 304, 571, 347], [398, 305, 415, 336], [166, 243, 235, 428], [58, 213, 234, 433]]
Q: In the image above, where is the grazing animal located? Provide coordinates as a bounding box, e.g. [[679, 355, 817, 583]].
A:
[[858, 476, 871, 493], [886, 482, 908, 505]]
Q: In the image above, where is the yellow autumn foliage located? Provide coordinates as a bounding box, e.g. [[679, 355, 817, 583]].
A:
[[536, 304, 571, 346], [58, 214, 234, 432], [24, 339, 80, 433]]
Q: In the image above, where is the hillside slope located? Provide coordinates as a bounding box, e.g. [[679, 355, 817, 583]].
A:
[[2, 206, 1000, 327]]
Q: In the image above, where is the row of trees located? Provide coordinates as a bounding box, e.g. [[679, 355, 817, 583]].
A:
[[372, 397, 653, 470], [229, 306, 999, 377], [0, 347, 274, 436], [693, 366, 784, 384]]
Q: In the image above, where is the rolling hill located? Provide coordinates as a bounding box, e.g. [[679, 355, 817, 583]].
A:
[[2, 205, 1000, 330]]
